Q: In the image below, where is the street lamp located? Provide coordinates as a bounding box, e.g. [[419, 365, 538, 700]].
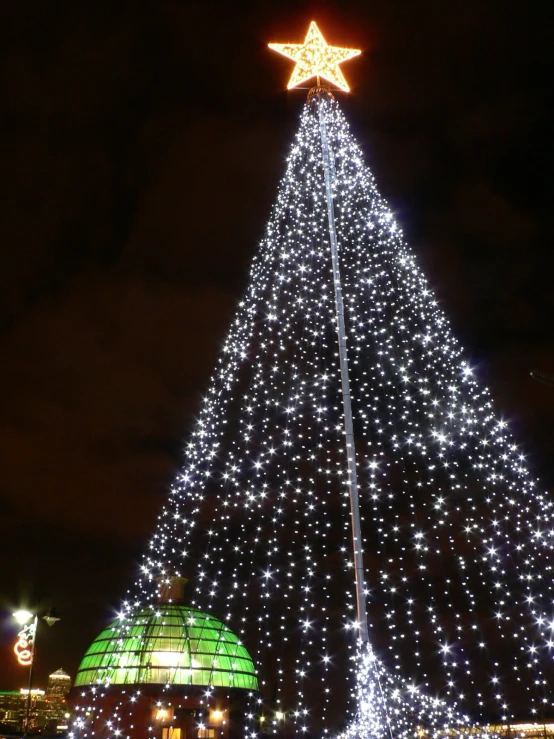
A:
[[13, 607, 60, 737], [13, 611, 34, 626]]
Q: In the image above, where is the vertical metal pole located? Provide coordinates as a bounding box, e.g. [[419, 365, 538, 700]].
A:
[[23, 615, 37, 737], [317, 96, 369, 646]]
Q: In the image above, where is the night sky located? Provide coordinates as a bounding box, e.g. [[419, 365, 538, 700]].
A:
[[1, 0, 553, 695]]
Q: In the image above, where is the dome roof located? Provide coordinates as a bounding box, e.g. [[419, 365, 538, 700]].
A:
[[74, 604, 258, 691]]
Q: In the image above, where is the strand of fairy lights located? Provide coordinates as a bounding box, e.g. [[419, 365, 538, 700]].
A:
[[72, 96, 554, 739]]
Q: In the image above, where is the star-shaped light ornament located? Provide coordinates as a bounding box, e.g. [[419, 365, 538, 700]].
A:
[[268, 21, 361, 93]]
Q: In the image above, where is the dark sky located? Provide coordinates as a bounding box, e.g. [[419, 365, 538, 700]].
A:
[[1, 0, 553, 693]]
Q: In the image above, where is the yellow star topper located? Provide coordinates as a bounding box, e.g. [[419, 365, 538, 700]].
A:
[[268, 21, 361, 93]]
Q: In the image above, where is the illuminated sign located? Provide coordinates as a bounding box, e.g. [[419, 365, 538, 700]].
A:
[[14, 621, 36, 666]]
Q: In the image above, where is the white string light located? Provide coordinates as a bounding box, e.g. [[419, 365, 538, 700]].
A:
[[71, 95, 554, 739]]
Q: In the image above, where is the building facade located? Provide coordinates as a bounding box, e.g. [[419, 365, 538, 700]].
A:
[[0, 670, 71, 735]]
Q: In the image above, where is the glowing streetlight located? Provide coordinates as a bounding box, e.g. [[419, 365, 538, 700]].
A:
[[13, 611, 34, 626]]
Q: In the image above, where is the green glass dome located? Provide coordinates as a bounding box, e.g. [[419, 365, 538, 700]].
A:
[[74, 604, 258, 691]]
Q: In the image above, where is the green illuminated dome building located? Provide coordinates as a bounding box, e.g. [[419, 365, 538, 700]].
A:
[[70, 577, 259, 739], [74, 603, 258, 691]]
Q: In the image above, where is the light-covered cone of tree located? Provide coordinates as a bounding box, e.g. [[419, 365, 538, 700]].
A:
[[72, 22, 554, 739]]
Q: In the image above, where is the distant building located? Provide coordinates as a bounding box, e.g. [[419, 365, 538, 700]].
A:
[[0, 689, 45, 734], [0, 670, 71, 735], [44, 669, 72, 733], [46, 670, 71, 701], [0, 689, 23, 731]]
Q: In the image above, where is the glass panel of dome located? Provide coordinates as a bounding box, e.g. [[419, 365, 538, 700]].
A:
[[151, 651, 187, 667], [198, 638, 219, 652], [200, 655, 215, 669], [84, 640, 100, 654], [199, 629, 221, 641], [96, 640, 114, 654], [118, 654, 135, 668]]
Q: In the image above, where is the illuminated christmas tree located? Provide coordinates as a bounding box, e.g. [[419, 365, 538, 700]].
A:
[[72, 22, 554, 739]]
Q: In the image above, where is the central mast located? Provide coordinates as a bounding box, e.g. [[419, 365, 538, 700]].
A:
[[269, 23, 368, 647], [312, 86, 369, 646]]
